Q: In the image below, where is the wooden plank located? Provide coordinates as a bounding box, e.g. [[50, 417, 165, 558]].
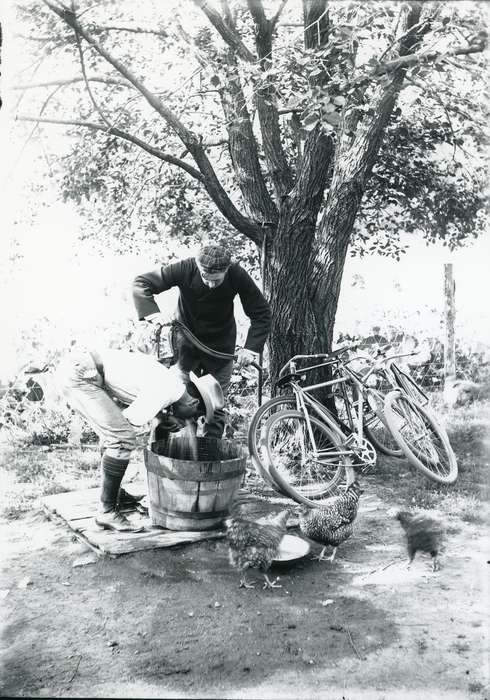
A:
[[41, 506, 108, 558], [70, 517, 225, 555], [41, 485, 301, 557], [42, 488, 227, 556], [95, 530, 226, 555]]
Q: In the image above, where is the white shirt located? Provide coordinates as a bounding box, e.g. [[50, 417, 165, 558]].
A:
[[96, 348, 185, 427]]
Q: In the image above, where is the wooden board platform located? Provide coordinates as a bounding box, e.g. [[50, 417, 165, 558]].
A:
[[41, 473, 309, 558], [41, 484, 226, 557]]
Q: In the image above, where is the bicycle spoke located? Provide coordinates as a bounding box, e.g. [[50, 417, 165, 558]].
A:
[[384, 392, 457, 484], [265, 411, 348, 498]]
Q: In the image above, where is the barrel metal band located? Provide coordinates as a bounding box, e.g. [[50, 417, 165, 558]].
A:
[[145, 450, 244, 482], [153, 505, 229, 520]]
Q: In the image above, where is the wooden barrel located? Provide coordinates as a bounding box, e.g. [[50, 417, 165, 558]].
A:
[[143, 436, 246, 531]]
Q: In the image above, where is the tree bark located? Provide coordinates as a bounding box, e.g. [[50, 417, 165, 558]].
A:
[[266, 125, 333, 381], [220, 51, 278, 223]]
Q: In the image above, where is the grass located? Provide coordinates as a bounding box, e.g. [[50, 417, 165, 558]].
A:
[[0, 399, 489, 521], [0, 444, 101, 519], [369, 398, 490, 524]]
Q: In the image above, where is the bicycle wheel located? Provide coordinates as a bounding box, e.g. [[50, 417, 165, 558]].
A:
[[360, 388, 403, 458], [247, 395, 297, 492], [261, 409, 355, 506], [393, 366, 429, 406], [383, 391, 458, 484]]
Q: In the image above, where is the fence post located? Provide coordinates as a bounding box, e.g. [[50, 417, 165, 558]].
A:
[[444, 263, 456, 381]]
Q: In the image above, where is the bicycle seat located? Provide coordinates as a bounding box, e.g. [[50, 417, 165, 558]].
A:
[[275, 372, 305, 389]]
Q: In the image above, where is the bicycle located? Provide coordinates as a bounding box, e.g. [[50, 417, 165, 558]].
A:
[[349, 343, 429, 458], [250, 343, 443, 464], [249, 346, 457, 506], [348, 343, 456, 476], [248, 344, 402, 482]]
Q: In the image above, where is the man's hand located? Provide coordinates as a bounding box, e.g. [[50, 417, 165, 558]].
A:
[[144, 312, 167, 327], [236, 348, 259, 368]]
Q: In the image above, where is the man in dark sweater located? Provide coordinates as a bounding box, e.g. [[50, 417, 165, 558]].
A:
[[133, 243, 271, 438]]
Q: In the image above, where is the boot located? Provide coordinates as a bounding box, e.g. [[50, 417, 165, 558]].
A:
[[95, 509, 144, 532], [118, 487, 145, 508], [95, 455, 144, 533]]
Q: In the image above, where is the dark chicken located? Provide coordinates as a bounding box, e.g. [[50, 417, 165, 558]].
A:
[[225, 504, 290, 589], [395, 510, 445, 571], [298, 480, 362, 562]]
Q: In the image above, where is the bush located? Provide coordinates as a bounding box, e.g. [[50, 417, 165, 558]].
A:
[[337, 325, 490, 390]]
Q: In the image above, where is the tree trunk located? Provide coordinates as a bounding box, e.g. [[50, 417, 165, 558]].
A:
[[265, 125, 333, 384]]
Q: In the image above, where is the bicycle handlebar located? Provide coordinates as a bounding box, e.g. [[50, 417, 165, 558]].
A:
[[279, 344, 359, 377]]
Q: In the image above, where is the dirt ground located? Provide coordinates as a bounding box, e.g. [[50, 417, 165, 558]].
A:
[[0, 476, 488, 700]]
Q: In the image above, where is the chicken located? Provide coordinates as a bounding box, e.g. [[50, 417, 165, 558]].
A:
[[298, 480, 362, 562], [395, 510, 445, 571], [225, 502, 290, 589]]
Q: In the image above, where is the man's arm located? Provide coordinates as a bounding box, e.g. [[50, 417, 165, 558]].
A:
[[132, 260, 186, 321], [234, 266, 272, 355]]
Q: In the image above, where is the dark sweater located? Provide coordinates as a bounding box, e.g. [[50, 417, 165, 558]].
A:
[[133, 258, 271, 355]]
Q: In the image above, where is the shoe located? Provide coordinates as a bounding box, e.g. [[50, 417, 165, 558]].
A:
[[95, 510, 144, 533], [118, 487, 144, 508]]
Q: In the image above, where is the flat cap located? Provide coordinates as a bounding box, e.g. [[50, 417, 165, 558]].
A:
[[196, 244, 231, 273]]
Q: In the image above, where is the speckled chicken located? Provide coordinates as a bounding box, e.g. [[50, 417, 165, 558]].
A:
[[298, 480, 362, 562], [395, 510, 445, 571], [225, 503, 290, 589]]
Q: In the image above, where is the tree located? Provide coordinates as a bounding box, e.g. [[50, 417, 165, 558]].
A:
[[14, 0, 489, 382]]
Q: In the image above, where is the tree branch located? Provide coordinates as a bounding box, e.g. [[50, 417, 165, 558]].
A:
[[188, 4, 278, 223], [89, 25, 169, 37], [203, 137, 228, 147], [355, 41, 488, 89], [191, 0, 256, 62], [42, 1, 195, 141], [218, 51, 279, 223], [271, 0, 290, 30], [73, 23, 112, 128], [14, 34, 52, 42], [16, 114, 205, 180], [247, 0, 294, 198], [303, 0, 329, 49], [7, 85, 65, 183], [378, 42, 486, 74], [13, 77, 133, 90], [41, 0, 265, 243], [377, 14, 435, 64]]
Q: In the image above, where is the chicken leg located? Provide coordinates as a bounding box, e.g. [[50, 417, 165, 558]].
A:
[[313, 546, 337, 562], [262, 574, 281, 590], [239, 573, 256, 589]]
